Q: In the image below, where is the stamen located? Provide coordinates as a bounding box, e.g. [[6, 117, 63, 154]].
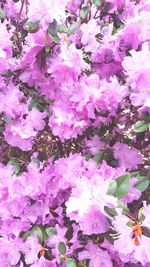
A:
[[132, 223, 142, 246], [40, 246, 48, 257]]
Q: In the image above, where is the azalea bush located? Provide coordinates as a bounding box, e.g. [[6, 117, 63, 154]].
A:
[[0, 0, 150, 266]]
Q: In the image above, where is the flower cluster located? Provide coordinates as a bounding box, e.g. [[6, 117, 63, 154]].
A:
[[0, 0, 149, 266]]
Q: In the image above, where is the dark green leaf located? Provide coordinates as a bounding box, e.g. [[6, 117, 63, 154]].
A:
[[58, 242, 66, 255], [22, 226, 44, 244], [22, 228, 35, 240], [142, 112, 150, 123], [85, 154, 92, 161], [48, 19, 58, 37], [107, 180, 117, 195], [134, 120, 149, 133], [114, 174, 130, 199], [118, 202, 130, 216], [80, 6, 90, 20], [91, 0, 102, 7], [25, 21, 39, 33], [45, 227, 56, 237], [93, 151, 105, 163], [142, 226, 150, 237], [134, 178, 149, 192], [13, 164, 20, 175], [58, 24, 69, 33], [32, 157, 40, 167], [0, 8, 6, 19], [66, 258, 77, 267], [69, 21, 81, 35], [3, 116, 13, 124], [52, 35, 60, 44], [104, 231, 115, 244], [138, 207, 144, 222], [0, 126, 4, 132], [35, 226, 44, 244], [104, 206, 117, 217]]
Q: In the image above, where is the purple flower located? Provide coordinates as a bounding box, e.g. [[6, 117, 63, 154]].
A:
[[79, 241, 113, 267], [112, 204, 150, 265], [113, 142, 143, 170]]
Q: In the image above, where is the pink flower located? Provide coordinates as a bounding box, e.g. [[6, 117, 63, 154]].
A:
[[66, 174, 118, 234], [113, 204, 150, 265], [113, 142, 143, 170], [25, 235, 41, 265], [123, 177, 141, 204], [84, 135, 105, 155], [122, 42, 150, 91], [92, 47, 122, 79], [81, 19, 100, 52], [0, 83, 24, 119], [47, 43, 88, 84], [4, 107, 46, 151], [0, 237, 28, 266], [78, 241, 113, 267], [79, 206, 109, 235], [28, 0, 69, 29]]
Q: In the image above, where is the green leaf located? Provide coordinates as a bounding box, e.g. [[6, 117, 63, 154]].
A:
[[3, 116, 13, 124], [93, 151, 105, 163], [91, 0, 102, 7], [80, 6, 90, 20], [22, 231, 31, 241], [66, 258, 77, 267], [29, 99, 45, 112], [134, 174, 147, 181], [0, 126, 4, 132], [32, 157, 40, 167], [134, 120, 149, 133], [138, 207, 144, 222], [48, 19, 58, 37], [13, 164, 20, 175], [104, 206, 117, 217], [134, 178, 149, 192], [22, 227, 35, 240], [0, 8, 6, 19], [52, 35, 60, 44], [85, 154, 92, 161], [127, 220, 135, 227], [22, 226, 44, 244], [25, 21, 39, 33], [131, 171, 140, 177], [45, 227, 56, 237], [118, 202, 130, 216], [80, 261, 88, 267], [104, 231, 115, 244], [142, 226, 150, 237], [58, 242, 66, 255], [35, 226, 44, 244], [69, 21, 81, 35], [107, 180, 117, 195], [58, 24, 69, 34], [4, 69, 13, 77], [114, 174, 130, 199], [142, 112, 150, 123]]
